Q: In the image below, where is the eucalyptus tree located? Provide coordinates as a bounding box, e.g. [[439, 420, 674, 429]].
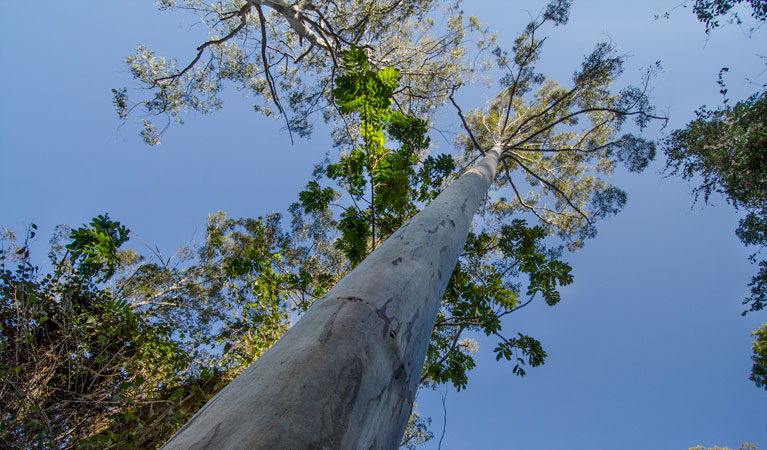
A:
[[292, 45, 574, 390], [149, 1, 665, 448]]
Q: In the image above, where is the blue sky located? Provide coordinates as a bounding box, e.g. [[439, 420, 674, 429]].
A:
[[1, 1, 765, 449]]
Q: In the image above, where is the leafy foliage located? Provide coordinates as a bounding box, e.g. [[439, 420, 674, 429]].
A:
[[662, 0, 767, 393], [0, 220, 185, 449], [115, 211, 334, 373], [66, 214, 129, 281], [399, 403, 433, 450], [426, 220, 573, 388], [748, 323, 767, 390], [691, 0, 767, 32], [115, 0, 493, 145], [0, 203, 347, 449], [0, 207, 342, 448], [297, 47, 576, 393], [664, 93, 767, 314], [79, 368, 229, 449], [456, 12, 661, 250], [299, 45, 441, 265]]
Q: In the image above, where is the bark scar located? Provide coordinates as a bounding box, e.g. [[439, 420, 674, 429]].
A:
[[426, 219, 447, 233], [374, 297, 397, 339]]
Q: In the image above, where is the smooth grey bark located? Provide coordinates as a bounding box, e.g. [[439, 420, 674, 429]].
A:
[[161, 145, 502, 450]]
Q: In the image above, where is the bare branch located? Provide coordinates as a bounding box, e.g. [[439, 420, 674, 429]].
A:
[[503, 160, 553, 225], [254, 3, 294, 143], [449, 86, 486, 155], [511, 106, 665, 150], [502, 152, 591, 223]]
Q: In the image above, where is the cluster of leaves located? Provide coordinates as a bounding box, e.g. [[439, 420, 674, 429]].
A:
[[691, 0, 767, 32], [0, 220, 186, 449], [0, 208, 341, 448], [113, 210, 344, 376], [399, 403, 433, 450], [66, 214, 129, 281], [79, 368, 229, 449], [425, 220, 572, 387], [298, 45, 451, 266]]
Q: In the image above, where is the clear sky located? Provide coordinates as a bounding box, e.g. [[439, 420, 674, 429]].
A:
[[1, 1, 765, 449]]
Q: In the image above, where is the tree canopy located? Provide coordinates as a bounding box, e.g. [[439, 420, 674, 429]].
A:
[[115, 0, 493, 145], [661, 0, 767, 391], [664, 91, 767, 314]]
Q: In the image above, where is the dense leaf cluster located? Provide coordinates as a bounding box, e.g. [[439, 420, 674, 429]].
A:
[[749, 323, 767, 390], [427, 220, 573, 387], [299, 45, 449, 265]]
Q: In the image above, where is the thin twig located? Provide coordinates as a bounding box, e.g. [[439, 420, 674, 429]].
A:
[[153, 4, 251, 86]]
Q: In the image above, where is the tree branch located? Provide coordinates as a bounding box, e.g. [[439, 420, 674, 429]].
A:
[[503, 152, 591, 223], [503, 160, 553, 225], [153, 3, 251, 87], [449, 86, 486, 155]]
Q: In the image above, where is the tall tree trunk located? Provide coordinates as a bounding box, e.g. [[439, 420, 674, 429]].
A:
[[161, 146, 502, 450]]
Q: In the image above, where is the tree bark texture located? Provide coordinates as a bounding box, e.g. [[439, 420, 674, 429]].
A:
[[161, 146, 502, 450]]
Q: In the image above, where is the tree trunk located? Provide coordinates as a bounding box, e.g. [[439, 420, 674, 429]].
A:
[[161, 146, 502, 450]]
